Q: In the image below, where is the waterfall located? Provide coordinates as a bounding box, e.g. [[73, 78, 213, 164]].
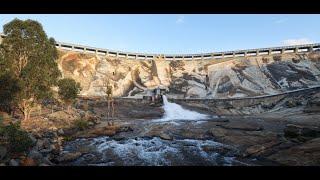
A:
[[155, 95, 209, 122]]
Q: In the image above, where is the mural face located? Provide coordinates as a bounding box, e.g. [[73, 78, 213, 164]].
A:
[[57, 50, 320, 98]]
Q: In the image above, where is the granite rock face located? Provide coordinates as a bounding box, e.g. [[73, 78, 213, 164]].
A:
[[57, 50, 320, 98]]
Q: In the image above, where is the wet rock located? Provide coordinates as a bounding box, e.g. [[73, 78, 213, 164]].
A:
[[57, 152, 82, 162], [218, 121, 263, 131], [0, 146, 7, 160], [9, 159, 19, 166], [28, 134, 37, 145], [284, 124, 320, 142], [58, 129, 65, 135], [36, 138, 51, 150], [304, 99, 320, 113], [117, 126, 133, 133], [285, 100, 301, 108], [209, 127, 228, 138], [42, 156, 54, 165], [244, 140, 280, 157], [159, 133, 173, 140], [267, 137, 320, 166], [28, 150, 43, 162]]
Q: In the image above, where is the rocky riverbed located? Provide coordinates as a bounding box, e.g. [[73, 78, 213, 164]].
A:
[[1, 92, 320, 166], [51, 93, 320, 166]]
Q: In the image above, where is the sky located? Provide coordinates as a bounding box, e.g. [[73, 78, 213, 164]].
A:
[[0, 14, 320, 54]]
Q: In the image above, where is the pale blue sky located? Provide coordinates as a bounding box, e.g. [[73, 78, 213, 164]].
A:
[[0, 14, 319, 54]]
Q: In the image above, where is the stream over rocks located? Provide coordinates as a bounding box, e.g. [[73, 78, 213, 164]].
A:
[[59, 96, 252, 166], [61, 137, 249, 166]]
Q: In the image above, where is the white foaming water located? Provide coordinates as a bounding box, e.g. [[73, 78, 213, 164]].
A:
[[155, 95, 209, 122]]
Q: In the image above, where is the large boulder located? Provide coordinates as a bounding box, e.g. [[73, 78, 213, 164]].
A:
[[267, 137, 320, 166], [0, 146, 7, 161], [284, 124, 320, 142], [57, 152, 82, 162]]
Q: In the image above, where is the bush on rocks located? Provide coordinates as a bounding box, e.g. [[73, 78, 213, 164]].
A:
[[74, 118, 89, 131], [0, 123, 34, 154]]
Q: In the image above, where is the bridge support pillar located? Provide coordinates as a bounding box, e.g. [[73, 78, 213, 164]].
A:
[[281, 48, 285, 54], [268, 50, 272, 55], [294, 48, 299, 53], [244, 51, 247, 57], [256, 50, 259, 56]]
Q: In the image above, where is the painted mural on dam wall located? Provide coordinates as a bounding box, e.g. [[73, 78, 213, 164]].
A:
[[57, 49, 320, 99]]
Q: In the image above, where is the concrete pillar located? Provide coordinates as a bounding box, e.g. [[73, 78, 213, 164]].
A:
[[95, 49, 98, 55], [281, 48, 285, 54], [221, 53, 225, 59], [84, 48, 87, 53], [126, 54, 128, 60], [135, 54, 138, 60], [116, 52, 119, 58], [294, 47, 299, 53], [256, 50, 259, 56], [244, 51, 247, 57], [268, 49, 272, 55], [106, 51, 109, 57], [192, 56, 194, 61], [308, 47, 313, 52], [201, 55, 204, 61], [71, 46, 75, 50], [233, 52, 236, 58], [211, 54, 214, 59]]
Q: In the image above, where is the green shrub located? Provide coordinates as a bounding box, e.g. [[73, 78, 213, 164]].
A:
[[74, 118, 89, 131], [0, 123, 33, 153]]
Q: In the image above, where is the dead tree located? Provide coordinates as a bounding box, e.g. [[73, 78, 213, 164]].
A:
[[102, 77, 115, 126]]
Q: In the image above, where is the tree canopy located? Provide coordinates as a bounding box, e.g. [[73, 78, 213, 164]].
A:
[[0, 19, 61, 120]]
